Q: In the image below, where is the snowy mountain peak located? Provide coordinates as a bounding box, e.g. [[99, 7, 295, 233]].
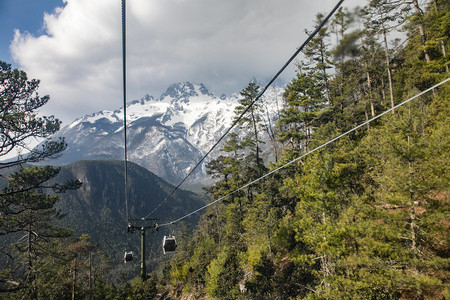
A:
[[159, 82, 215, 103], [127, 94, 155, 106], [197, 83, 215, 98], [141, 93, 154, 102], [55, 81, 285, 185]]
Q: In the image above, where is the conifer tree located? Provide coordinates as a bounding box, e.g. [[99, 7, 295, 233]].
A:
[[158, 3, 449, 298], [277, 69, 328, 154], [233, 82, 267, 178], [304, 13, 333, 105], [356, 95, 449, 297], [400, 0, 449, 94], [0, 61, 65, 169], [0, 61, 81, 296], [362, 0, 407, 111]]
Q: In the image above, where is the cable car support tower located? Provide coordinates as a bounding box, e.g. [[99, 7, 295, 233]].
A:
[[127, 218, 159, 280]]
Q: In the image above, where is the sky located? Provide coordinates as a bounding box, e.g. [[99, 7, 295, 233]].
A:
[[1, 0, 361, 125]]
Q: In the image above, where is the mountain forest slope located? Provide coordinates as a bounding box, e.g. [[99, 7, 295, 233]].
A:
[[159, 2, 450, 299], [0, 0, 448, 299], [53, 160, 205, 275]]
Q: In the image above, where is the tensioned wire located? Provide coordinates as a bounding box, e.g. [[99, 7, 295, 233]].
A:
[[143, 0, 345, 219], [157, 77, 449, 227], [122, 0, 129, 224]]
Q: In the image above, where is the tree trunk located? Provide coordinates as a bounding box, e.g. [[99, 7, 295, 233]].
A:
[[27, 225, 32, 272], [89, 251, 92, 291], [407, 111, 417, 255], [320, 212, 333, 291], [264, 102, 279, 163], [413, 0, 431, 63], [381, 26, 395, 112], [72, 259, 77, 300], [441, 41, 449, 73], [433, 1, 449, 73], [413, 0, 438, 97], [320, 40, 331, 105], [216, 207, 221, 252], [408, 136, 417, 255], [27, 224, 36, 298], [365, 108, 370, 130], [366, 70, 375, 117], [266, 208, 272, 256], [250, 108, 261, 175]]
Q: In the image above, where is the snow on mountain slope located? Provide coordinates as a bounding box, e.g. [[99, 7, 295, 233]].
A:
[[53, 82, 284, 185]]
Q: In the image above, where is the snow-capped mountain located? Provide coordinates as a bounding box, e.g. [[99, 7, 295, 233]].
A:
[[53, 82, 284, 186]]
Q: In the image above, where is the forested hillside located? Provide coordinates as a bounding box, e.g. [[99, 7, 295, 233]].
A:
[[53, 160, 204, 279], [0, 159, 204, 298], [161, 1, 449, 299], [0, 0, 448, 299]]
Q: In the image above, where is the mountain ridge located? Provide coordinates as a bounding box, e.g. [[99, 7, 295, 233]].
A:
[[49, 81, 285, 185], [53, 159, 205, 278]]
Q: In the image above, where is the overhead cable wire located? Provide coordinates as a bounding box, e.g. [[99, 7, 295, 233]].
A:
[[122, 0, 129, 223], [157, 77, 449, 227], [144, 0, 345, 219]]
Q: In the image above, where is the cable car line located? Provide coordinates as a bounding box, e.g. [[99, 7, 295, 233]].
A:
[[121, 0, 133, 267], [121, 0, 129, 224], [122, 0, 140, 271], [143, 0, 345, 220], [156, 77, 449, 227]]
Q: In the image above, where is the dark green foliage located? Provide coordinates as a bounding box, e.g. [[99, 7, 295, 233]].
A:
[[0, 61, 84, 298], [206, 248, 243, 299], [0, 61, 65, 168], [3, 0, 449, 297], [245, 253, 275, 299], [52, 160, 205, 281], [277, 71, 328, 152], [119, 274, 158, 300], [158, 1, 449, 299]]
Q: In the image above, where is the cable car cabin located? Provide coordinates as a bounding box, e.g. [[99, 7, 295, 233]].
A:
[[163, 235, 177, 254], [124, 251, 133, 263]]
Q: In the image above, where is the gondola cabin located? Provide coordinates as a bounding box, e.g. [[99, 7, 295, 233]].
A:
[[124, 251, 133, 263], [162, 235, 177, 254]]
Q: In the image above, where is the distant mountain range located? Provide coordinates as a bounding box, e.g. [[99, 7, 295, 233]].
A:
[[53, 160, 205, 277], [0, 81, 285, 280], [51, 81, 285, 186], [0, 159, 206, 278]]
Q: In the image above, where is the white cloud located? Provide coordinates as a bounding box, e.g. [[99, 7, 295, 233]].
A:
[[11, 0, 362, 124]]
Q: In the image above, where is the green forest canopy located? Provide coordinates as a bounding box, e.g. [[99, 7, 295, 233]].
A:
[[0, 0, 448, 299], [163, 1, 449, 299]]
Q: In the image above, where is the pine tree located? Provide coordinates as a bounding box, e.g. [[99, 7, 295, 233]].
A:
[[157, 3, 449, 298], [0, 61, 65, 168], [362, 0, 408, 111], [400, 0, 449, 94], [0, 61, 81, 296], [304, 13, 333, 105], [356, 95, 449, 298], [233, 82, 267, 178], [277, 70, 328, 154]]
